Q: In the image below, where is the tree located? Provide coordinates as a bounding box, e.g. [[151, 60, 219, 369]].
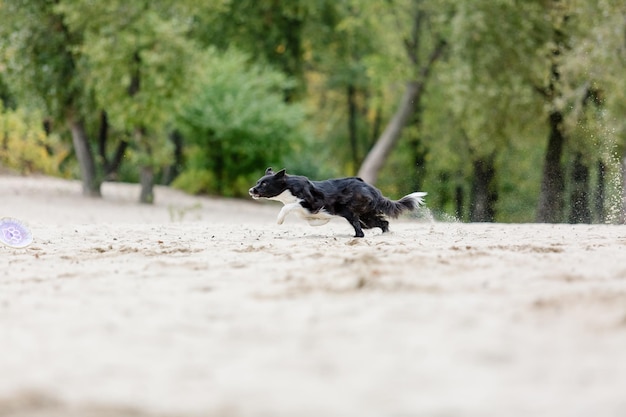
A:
[[56, 0, 201, 203], [562, 0, 626, 223], [174, 49, 308, 197], [469, 154, 497, 222], [427, 0, 550, 221], [535, 0, 570, 223], [357, 0, 446, 185], [568, 152, 592, 223], [309, 0, 379, 175], [188, 0, 324, 100], [0, 0, 101, 196]]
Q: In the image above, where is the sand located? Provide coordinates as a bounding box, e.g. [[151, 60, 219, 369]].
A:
[[1, 174, 626, 417]]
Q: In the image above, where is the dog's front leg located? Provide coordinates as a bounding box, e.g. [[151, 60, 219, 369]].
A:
[[338, 210, 365, 238], [276, 203, 301, 225]]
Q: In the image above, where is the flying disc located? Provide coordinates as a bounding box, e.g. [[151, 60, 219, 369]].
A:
[[0, 217, 33, 248]]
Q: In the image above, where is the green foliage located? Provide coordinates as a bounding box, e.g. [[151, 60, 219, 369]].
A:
[[1, 0, 625, 221], [56, 0, 198, 130], [55, 0, 201, 174], [189, 0, 331, 97], [0, 105, 71, 175], [173, 49, 309, 197], [0, 0, 88, 119], [0, 74, 15, 109]]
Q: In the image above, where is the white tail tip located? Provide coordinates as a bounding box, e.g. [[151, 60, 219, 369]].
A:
[[407, 192, 427, 207]]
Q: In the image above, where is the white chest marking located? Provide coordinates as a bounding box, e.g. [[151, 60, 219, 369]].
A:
[[269, 190, 300, 205]]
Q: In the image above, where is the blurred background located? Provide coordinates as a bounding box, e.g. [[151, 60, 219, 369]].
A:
[[1, 0, 625, 223]]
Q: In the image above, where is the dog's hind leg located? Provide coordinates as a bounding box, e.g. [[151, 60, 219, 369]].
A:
[[361, 212, 389, 233], [373, 215, 389, 233]]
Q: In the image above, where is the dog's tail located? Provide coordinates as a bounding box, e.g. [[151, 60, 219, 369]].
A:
[[378, 192, 427, 218]]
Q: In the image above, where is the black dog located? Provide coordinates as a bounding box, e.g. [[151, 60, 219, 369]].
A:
[[249, 168, 426, 237]]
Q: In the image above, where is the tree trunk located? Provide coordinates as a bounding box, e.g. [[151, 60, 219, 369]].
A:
[[595, 160, 606, 223], [67, 116, 101, 197], [133, 126, 155, 204], [104, 140, 129, 180], [358, 81, 420, 184], [347, 84, 359, 175], [568, 152, 591, 224], [469, 155, 497, 222], [162, 130, 183, 185], [357, 30, 446, 185], [98, 110, 109, 164], [455, 184, 464, 221], [621, 155, 626, 224], [97, 110, 128, 180], [536, 111, 566, 223], [139, 166, 154, 204]]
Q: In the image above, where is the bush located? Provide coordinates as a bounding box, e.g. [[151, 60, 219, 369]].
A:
[[173, 48, 309, 197], [0, 105, 70, 176]]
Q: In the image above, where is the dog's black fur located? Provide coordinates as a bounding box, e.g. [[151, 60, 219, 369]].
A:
[[249, 168, 427, 237]]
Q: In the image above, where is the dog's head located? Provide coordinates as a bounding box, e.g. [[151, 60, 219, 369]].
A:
[[249, 167, 287, 199]]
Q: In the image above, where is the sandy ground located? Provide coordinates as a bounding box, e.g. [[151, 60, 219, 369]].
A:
[[1, 174, 626, 417]]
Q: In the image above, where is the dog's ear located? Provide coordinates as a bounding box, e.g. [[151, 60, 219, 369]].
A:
[[265, 167, 274, 176], [274, 169, 286, 178]]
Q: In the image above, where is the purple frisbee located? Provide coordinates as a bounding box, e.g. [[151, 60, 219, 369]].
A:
[[0, 217, 33, 248]]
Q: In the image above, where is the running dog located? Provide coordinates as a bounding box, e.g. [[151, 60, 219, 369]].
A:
[[249, 168, 426, 237]]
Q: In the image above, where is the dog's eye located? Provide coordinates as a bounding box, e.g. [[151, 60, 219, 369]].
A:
[[260, 181, 267, 188]]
